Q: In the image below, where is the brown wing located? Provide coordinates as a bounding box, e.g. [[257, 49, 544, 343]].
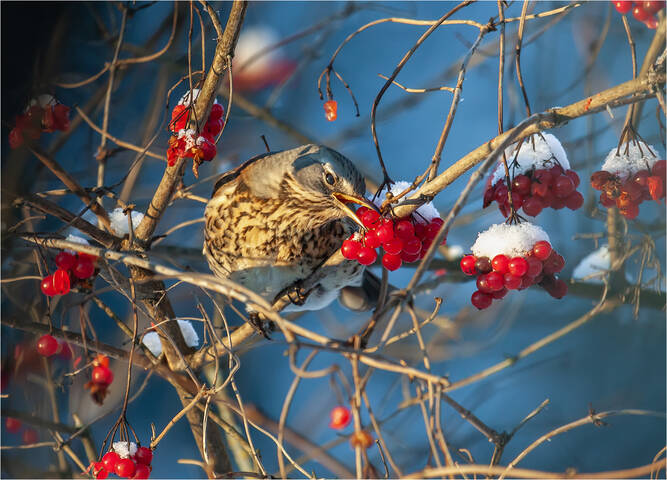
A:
[[211, 151, 273, 197]]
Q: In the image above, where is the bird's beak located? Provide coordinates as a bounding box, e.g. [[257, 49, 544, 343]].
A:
[[331, 192, 379, 230]]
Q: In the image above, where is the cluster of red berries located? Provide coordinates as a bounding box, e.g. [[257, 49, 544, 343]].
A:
[[167, 103, 224, 170], [323, 99, 338, 121], [341, 208, 446, 271], [8, 99, 70, 149], [85, 354, 114, 405], [4, 418, 39, 445], [461, 240, 567, 310], [40, 251, 97, 297], [613, 0, 664, 28], [92, 444, 153, 479], [484, 165, 583, 217], [592, 159, 665, 219]]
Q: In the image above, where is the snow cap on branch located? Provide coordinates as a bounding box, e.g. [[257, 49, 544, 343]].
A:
[[142, 320, 200, 357], [600, 140, 659, 179], [109, 208, 144, 236], [178, 89, 219, 107], [491, 133, 570, 185], [471, 222, 550, 258], [572, 245, 609, 284], [372, 181, 441, 223]]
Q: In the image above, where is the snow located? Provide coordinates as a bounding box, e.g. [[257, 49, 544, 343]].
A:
[[234, 26, 280, 74], [29, 94, 56, 109], [177, 89, 219, 107], [372, 181, 441, 223], [572, 245, 609, 284], [600, 140, 660, 179], [112, 441, 137, 459], [109, 208, 144, 236], [142, 320, 199, 356], [491, 133, 570, 185], [177, 128, 198, 151], [471, 222, 550, 259], [65, 234, 90, 254]]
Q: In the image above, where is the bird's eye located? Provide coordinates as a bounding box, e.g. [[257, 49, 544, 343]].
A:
[[325, 173, 336, 186]]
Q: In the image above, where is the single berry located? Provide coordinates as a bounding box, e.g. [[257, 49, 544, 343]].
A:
[[382, 253, 402, 271], [522, 196, 544, 217], [491, 288, 508, 299], [102, 451, 120, 472], [402, 237, 422, 256], [494, 184, 509, 204], [508, 257, 529, 277], [132, 463, 151, 479], [383, 238, 403, 255], [53, 268, 71, 295], [5, 417, 22, 433], [485, 272, 504, 291], [620, 203, 640, 219], [375, 221, 395, 244], [532, 241, 552, 260], [115, 458, 136, 478], [134, 446, 153, 466], [40, 275, 58, 296], [633, 3, 652, 20], [22, 428, 38, 444], [590, 171, 613, 190], [357, 246, 378, 266], [491, 255, 509, 274], [401, 250, 420, 263], [632, 170, 650, 187], [474, 256, 492, 274], [37, 334, 59, 357], [460, 255, 477, 275], [553, 175, 576, 198], [503, 273, 522, 290], [8, 127, 24, 149], [73, 257, 95, 279], [360, 210, 380, 228], [53, 104, 71, 131], [349, 430, 373, 449], [476, 274, 493, 293], [395, 220, 415, 239], [341, 239, 361, 260], [565, 191, 584, 210], [209, 103, 224, 121], [329, 406, 351, 430], [323, 100, 338, 122], [92, 366, 114, 385], [648, 176, 664, 200], [364, 231, 381, 249], [614, 0, 634, 13], [425, 221, 441, 240], [543, 252, 565, 274], [652, 159, 666, 179], [600, 192, 616, 207], [471, 291, 492, 310], [526, 256, 543, 277], [92, 462, 107, 480], [55, 251, 76, 270], [512, 175, 531, 195]]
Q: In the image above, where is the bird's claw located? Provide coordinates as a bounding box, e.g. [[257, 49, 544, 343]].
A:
[[248, 313, 273, 340]]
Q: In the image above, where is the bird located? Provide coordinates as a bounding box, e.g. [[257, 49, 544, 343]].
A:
[[203, 144, 378, 316]]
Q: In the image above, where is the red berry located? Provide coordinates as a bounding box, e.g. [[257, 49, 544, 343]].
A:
[[590, 171, 613, 190], [383, 238, 403, 255], [93, 462, 108, 479], [530, 181, 549, 198], [599, 192, 616, 207], [53, 104, 70, 131], [115, 458, 136, 478], [491, 288, 508, 299], [614, 0, 634, 12], [364, 231, 381, 249], [532, 241, 552, 260], [565, 170, 580, 188], [102, 451, 121, 471], [491, 255, 509, 274], [494, 184, 509, 204], [349, 430, 373, 449], [42, 106, 56, 132], [73, 257, 95, 279], [534, 169, 554, 186], [375, 220, 395, 244], [341, 239, 361, 260], [134, 446, 153, 466], [395, 220, 415, 239], [323, 100, 338, 122], [476, 274, 493, 293], [5, 417, 22, 433], [402, 237, 422, 256], [22, 428, 38, 444], [460, 255, 477, 275], [508, 257, 529, 277], [471, 291, 492, 310], [329, 406, 351, 429], [360, 210, 380, 228], [526, 256, 543, 277], [647, 176, 664, 200], [209, 103, 224, 121], [203, 119, 223, 138], [512, 175, 531, 195], [503, 273, 522, 290], [633, 3, 652, 20], [549, 164, 564, 177], [553, 175, 575, 198], [425, 221, 441, 240], [55, 251, 76, 270], [620, 203, 640, 219], [40, 275, 58, 296], [541, 275, 568, 299], [642, 0, 665, 13], [652, 160, 666, 179], [565, 191, 584, 210], [401, 250, 420, 263], [632, 170, 650, 187], [382, 253, 402, 271], [475, 256, 492, 274], [522, 196, 544, 217], [543, 252, 565, 274], [53, 268, 71, 295], [92, 366, 114, 385], [510, 192, 524, 210], [8, 127, 23, 149], [483, 185, 496, 208], [414, 222, 426, 239], [551, 196, 566, 210], [356, 206, 370, 217], [357, 246, 378, 266], [485, 272, 504, 291], [132, 464, 151, 479], [37, 334, 59, 357]]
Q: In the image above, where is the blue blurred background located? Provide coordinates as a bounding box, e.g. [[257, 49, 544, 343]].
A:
[[2, 1, 665, 478]]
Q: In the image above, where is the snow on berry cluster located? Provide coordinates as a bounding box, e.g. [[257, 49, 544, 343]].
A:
[[9, 95, 70, 149], [167, 90, 224, 175], [591, 141, 665, 219], [613, 0, 664, 29], [40, 250, 97, 297], [461, 223, 567, 310], [85, 354, 114, 405], [341, 182, 445, 271], [484, 133, 583, 217], [92, 441, 154, 479]]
